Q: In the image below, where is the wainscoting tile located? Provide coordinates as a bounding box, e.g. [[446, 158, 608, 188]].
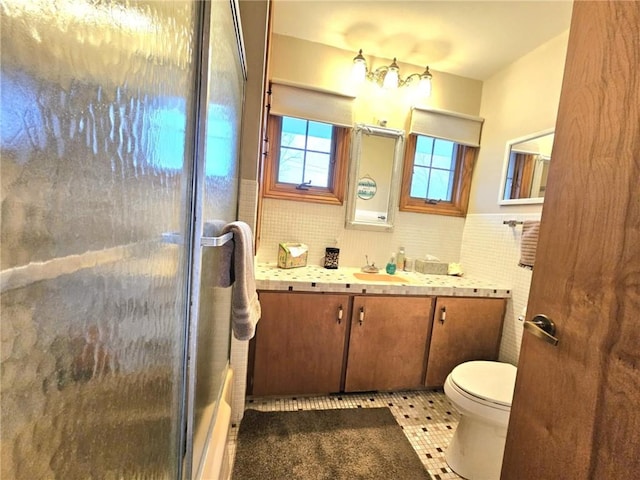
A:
[[460, 213, 540, 364], [257, 198, 465, 269]]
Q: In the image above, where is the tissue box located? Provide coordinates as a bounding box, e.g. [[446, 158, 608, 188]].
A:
[[277, 243, 308, 269], [415, 259, 449, 275]]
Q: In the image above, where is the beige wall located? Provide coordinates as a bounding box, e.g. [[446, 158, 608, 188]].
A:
[[257, 34, 484, 268], [270, 34, 483, 129], [238, 0, 269, 181], [460, 30, 570, 364], [468, 30, 570, 214]]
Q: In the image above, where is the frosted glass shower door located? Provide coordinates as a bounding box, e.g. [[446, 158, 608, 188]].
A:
[[188, 1, 246, 478], [1, 1, 204, 479]]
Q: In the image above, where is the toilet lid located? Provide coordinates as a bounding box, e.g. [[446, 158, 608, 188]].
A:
[[450, 361, 517, 407]]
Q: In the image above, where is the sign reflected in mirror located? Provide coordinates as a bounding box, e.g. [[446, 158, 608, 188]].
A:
[[499, 129, 554, 205], [346, 124, 404, 231], [357, 175, 377, 200]]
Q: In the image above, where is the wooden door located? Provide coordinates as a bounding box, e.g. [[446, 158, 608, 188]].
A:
[[502, 3, 640, 479], [251, 292, 349, 396], [345, 296, 433, 392], [425, 297, 506, 387]]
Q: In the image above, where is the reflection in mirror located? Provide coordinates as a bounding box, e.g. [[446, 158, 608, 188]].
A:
[[499, 129, 554, 205], [346, 124, 404, 231]]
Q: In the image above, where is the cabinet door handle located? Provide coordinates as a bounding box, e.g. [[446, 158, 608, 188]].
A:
[[440, 306, 446, 324], [337, 305, 343, 324], [359, 306, 365, 326]]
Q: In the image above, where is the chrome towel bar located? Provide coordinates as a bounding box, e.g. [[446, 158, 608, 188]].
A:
[[162, 231, 233, 247], [202, 232, 233, 247], [503, 220, 524, 227]]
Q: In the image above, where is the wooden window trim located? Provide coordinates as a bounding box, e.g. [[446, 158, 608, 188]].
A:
[[399, 134, 477, 217], [262, 115, 349, 205]]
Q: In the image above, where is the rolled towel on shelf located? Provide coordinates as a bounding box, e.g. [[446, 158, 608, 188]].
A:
[[221, 221, 261, 341], [518, 220, 540, 270]]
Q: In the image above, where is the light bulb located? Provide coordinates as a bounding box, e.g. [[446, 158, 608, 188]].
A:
[[418, 76, 432, 97], [351, 49, 367, 84], [418, 66, 432, 97], [383, 59, 399, 89], [351, 60, 367, 84], [383, 70, 398, 89]]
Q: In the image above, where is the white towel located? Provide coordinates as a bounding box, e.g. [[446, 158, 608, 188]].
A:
[[222, 221, 261, 340], [518, 220, 540, 269], [203, 220, 233, 288]]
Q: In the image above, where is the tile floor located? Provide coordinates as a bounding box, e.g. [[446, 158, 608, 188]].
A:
[[228, 389, 463, 480]]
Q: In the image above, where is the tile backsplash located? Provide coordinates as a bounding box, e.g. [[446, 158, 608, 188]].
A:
[[257, 198, 465, 269]]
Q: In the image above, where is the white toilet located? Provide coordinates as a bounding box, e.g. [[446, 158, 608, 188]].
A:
[[443, 360, 517, 480]]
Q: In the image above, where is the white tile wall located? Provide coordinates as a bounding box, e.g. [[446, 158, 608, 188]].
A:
[[257, 198, 465, 269], [460, 213, 541, 364], [237, 179, 258, 228], [230, 178, 259, 422]]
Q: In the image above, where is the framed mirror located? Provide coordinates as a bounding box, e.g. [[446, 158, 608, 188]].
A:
[[499, 129, 555, 205], [346, 124, 405, 231]]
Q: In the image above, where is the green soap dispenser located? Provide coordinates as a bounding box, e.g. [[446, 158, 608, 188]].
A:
[[386, 253, 397, 274]]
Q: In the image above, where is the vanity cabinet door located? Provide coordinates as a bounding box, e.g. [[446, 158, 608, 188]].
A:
[[251, 292, 349, 396], [345, 296, 434, 392], [425, 297, 506, 388]]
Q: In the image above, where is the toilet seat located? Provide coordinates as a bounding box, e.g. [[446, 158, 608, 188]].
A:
[[449, 361, 516, 408], [447, 378, 511, 414], [444, 361, 518, 480]]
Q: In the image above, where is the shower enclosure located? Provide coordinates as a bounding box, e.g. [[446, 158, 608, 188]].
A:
[[0, 1, 245, 478]]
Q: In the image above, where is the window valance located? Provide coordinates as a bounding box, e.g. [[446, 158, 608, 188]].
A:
[[410, 106, 483, 147], [270, 80, 355, 127]]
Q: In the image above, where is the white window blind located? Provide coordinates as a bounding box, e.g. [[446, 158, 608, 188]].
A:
[[270, 81, 354, 127], [410, 106, 484, 147]]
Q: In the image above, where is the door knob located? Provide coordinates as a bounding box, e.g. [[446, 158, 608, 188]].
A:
[[524, 314, 559, 346]]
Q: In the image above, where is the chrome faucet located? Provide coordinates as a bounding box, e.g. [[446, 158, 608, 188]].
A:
[[361, 255, 380, 273]]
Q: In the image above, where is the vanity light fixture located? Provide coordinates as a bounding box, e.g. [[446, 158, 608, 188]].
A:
[[352, 49, 433, 96]]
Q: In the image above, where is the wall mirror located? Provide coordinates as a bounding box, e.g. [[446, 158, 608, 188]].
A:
[[499, 129, 555, 205], [346, 124, 404, 231]]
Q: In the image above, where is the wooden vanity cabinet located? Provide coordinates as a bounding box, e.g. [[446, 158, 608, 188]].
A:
[[425, 297, 506, 388], [250, 291, 349, 396], [250, 291, 507, 395], [344, 296, 434, 392]]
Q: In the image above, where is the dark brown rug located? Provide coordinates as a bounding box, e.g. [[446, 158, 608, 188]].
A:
[[231, 407, 431, 480]]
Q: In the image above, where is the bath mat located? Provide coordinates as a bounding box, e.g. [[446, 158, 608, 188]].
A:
[[231, 407, 431, 480]]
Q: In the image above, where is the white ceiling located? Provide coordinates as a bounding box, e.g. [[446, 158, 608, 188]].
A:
[[271, 0, 573, 80]]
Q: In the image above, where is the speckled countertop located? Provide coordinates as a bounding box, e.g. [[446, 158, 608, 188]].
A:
[[255, 263, 511, 298]]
